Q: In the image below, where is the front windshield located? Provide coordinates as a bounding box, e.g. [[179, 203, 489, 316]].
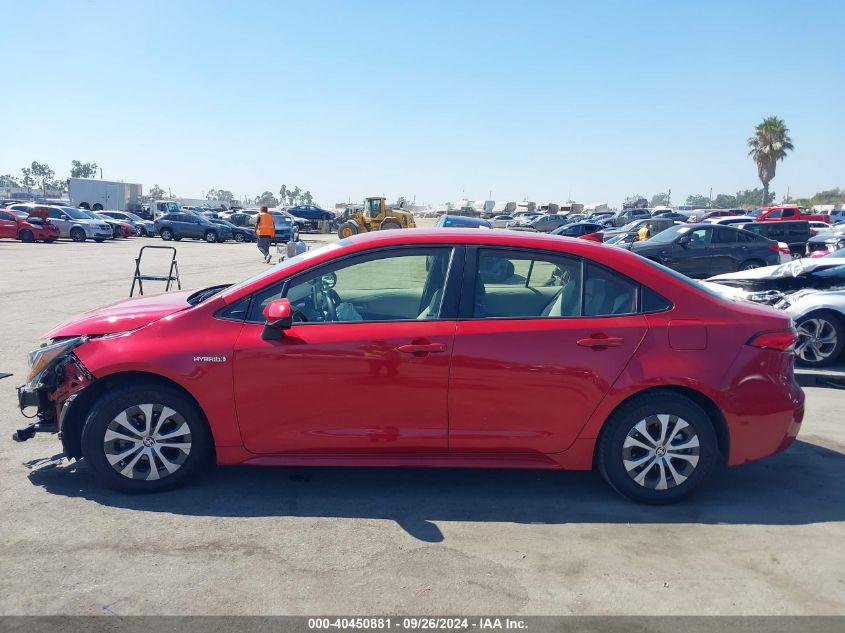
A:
[[222, 242, 342, 298], [165, 202, 180, 213], [62, 207, 92, 220], [646, 224, 688, 244], [619, 220, 642, 232]]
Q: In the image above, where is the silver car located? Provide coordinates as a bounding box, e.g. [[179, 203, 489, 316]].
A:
[[704, 256, 845, 366]]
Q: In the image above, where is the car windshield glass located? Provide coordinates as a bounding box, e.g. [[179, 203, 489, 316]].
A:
[[61, 207, 91, 220], [165, 202, 180, 213], [221, 242, 342, 298], [646, 225, 688, 244], [125, 213, 143, 221], [618, 220, 642, 231]]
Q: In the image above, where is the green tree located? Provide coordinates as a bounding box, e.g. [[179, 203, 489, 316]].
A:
[[148, 184, 166, 200], [712, 193, 737, 208], [302, 190, 313, 205], [256, 191, 279, 207], [649, 193, 670, 207], [810, 188, 845, 206], [685, 194, 711, 208], [206, 189, 234, 203], [20, 167, 35, 193], [279, 185, 288, 205], [290, 186, 301, 206], [0, 174, 19, 189], [748, 116, 794, 206], [50, 179, 68, 195], [70, 160, 99, 178], [733, 188, 772, 208]]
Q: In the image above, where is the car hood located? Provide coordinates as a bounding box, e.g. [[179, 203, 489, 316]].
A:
[[44, 290, 195, 338]]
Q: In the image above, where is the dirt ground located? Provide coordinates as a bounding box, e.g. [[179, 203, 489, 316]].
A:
[[1, 224, 843, 615]]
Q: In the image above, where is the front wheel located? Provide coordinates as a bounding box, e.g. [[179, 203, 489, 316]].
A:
[[596, 391, 719, 504], [18, 229, 34, 243], [337, 221, 359, 239], [234, 232, 246, 243], [795, 312, 844, 367], [160, 228, 173, 241], [80, 383, 213, 493], [94, 238, 105, 243], [70, 227, 86, 242], [204, 230, 218, 243]]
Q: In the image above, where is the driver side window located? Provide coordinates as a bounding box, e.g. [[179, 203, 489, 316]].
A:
[[249, 247, 454, 324]]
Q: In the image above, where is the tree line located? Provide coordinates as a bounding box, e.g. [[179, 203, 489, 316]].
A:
[[0, 160, 99, 197]]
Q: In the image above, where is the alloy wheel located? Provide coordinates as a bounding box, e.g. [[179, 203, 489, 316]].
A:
[[622, 414, 700, 490], [796, 318, 838, 364], [103, 404, 193, 481]]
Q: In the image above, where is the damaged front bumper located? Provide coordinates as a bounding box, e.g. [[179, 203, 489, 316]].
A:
[[14, 352, 93, 447]]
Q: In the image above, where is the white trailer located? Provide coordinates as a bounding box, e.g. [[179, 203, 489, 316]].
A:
[[68, 178, 143, 212]]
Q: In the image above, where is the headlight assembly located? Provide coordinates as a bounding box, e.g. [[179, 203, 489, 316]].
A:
[[25, 336, 86, 385]]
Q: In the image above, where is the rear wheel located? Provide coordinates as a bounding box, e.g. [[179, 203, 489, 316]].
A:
[[94, 238, 105, 243], [70, 227, 86, 242], [338, 221, 359, 239], [18, 229, 34, 243], [596, 391, 719, 504], [379, 219, 402, 230], [795, 311, 844, 367], [204, 230, 218, 243], [234, 232, 246, 243], [81, 383, 213, 493], [160, 228, 173, 241], [92, 203, 103, 211], [739, 259, 764, 271]]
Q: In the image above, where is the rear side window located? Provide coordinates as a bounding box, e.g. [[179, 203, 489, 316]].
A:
[[0, 211, 13, 221], [713, 227, 738, 243], [469, 250, 672, 319], [641, 286, 672, 312], [583, 264, 638, 316]]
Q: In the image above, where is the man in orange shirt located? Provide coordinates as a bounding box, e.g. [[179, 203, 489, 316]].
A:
[[255, 206, 275, 263]]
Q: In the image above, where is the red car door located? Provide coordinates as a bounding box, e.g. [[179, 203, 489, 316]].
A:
[[232, 246, 460, 454], [448, 248, 648, 454], [0, 211, 17, 239]]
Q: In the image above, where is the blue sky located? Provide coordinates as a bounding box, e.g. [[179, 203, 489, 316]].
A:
[[2, 0, 843, 207]]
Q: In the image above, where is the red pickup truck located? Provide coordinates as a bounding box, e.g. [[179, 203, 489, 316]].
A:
[[757, 206, 830, 223]]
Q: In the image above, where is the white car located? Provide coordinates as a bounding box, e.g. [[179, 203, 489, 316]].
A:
[[702, 215, 757, 225], [704, 257, 845, 366], [490, 214, 514, 228]]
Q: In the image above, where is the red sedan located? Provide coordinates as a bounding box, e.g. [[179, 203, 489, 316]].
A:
[[0, 207, 60, 242], [14, 230, 804, 503]]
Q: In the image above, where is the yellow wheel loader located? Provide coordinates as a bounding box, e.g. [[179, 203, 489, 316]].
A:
[[337, 196, 416, 239]]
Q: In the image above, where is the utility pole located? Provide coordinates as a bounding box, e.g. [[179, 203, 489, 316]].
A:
[[668, 188, 672, 207], [708, 187, 713, 208]]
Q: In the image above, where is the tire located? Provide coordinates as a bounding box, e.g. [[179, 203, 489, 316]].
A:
[[94, 238, 105, 243], [160, 228, 173, 241], [795, 311, 844, 367], [78, 202, 90, 210], [234, 232, 246, 243], [80, 383, 213, 493], [338, 221, 359, 239], [44, 238, 56, 243], [739, 259, 764, 271], [92, 203, 103, 211], [204, 230, 218, 243], [173, 236, 182, 241], [70, 227, 86, 242], [379, 220, 402, 230], [596, 391, 719, 504], [18, 229, 34, 243]]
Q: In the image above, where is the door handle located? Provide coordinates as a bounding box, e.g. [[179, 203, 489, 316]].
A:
[[396, 342, 448, 355], [577, 334, 625, 349]]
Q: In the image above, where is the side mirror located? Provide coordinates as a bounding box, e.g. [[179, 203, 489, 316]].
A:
[[261, 298, 293, 340]]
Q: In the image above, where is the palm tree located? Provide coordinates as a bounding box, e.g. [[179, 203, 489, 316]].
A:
[[747, 116, 794, 205]]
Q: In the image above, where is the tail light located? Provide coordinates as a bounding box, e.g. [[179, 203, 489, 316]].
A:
[[768, 243, 791, 255], [747, 329, 798, 352]]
